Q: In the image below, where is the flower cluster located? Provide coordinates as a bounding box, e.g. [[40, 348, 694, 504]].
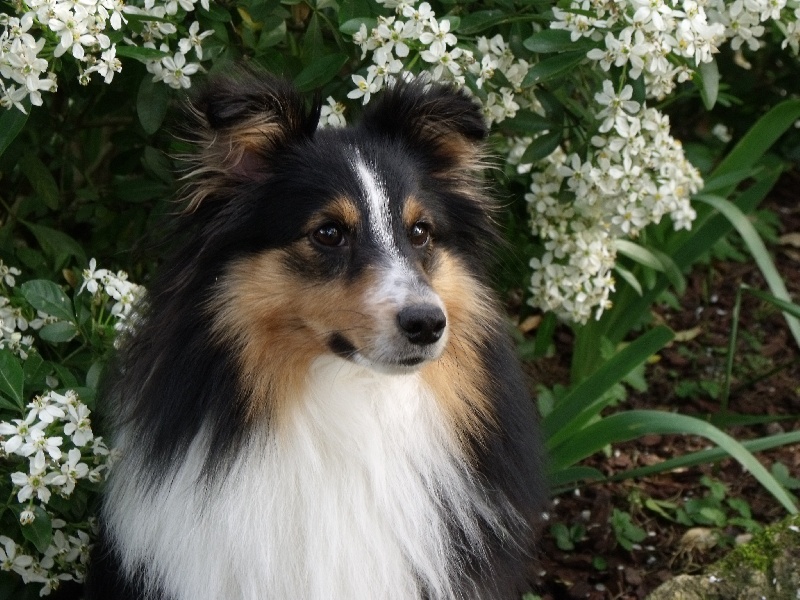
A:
[[80, 258, 144, 328], [349, 1, 460, 103], [126, 2, 214, 90], [0, 0, 214, 113], [554, 0, 800, 101], [1, 260, 38, 360], [524, 82, 702, 323], [349, 1, 532, 124], [0, 390, 111, 595], [469, 34, 534, 125]]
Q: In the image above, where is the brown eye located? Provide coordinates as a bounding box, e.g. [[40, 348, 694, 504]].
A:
[[312, 223, 347, 248], [408, 222, 431, 248]]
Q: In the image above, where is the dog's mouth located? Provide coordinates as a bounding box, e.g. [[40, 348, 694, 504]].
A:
[[326, 332, 442, 373]]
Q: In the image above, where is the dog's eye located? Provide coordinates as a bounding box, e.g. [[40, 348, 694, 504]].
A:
[[408, 222, 431, 248], [312, 223, 347, 248]]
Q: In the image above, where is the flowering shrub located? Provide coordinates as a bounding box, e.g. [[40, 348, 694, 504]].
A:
[[0, 261, 141, 596]]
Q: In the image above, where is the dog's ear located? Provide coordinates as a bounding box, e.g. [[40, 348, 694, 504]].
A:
[[181, 67, 320, 210], [361, 79, 487, 173]]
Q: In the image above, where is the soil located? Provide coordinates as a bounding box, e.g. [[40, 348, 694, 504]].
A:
[[524, 172, 800, 599]]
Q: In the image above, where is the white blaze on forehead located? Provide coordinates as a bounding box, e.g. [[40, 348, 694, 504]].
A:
[[352, 153, 399, 260], [351, 152, 444, 313]]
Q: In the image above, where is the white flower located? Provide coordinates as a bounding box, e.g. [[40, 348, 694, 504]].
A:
[[594, 81, 640, 132], [64, 403, 93, 447], [419, 17, 457, 57], [0, 261, 22, 287], [0, 413, 43, 455], [178, 21, 213, 60], [26, 395, 67, 424], [319, 96, 346, 128], [50, 448, 90, 495], [348, 71, 379, 104], [11, 459, 54, 503], [20, 428, 63, 467], [0, 536, 34, 576], [158, 52, 200, 89], [92, 46, 123, 84], [374, 18, 411, 58]]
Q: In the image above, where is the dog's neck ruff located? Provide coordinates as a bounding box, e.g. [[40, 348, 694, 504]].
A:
[[105, 357, 503, 600]]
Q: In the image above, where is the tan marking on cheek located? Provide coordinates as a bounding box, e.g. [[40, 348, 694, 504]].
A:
[[209, 249, 379, 424], [421, 251, 498, 449]]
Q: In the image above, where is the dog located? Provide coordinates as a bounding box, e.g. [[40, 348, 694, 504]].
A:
[[86, 69, 547, 600]]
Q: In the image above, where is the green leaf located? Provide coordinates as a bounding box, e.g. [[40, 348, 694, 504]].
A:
[[615, 240, 686, 294], [522, 51, 586, 86], [112, 178, 170, 203], [115, 45, 170, 63], [0, 106, 29, 158], [86, 360, 105, 390], [137, 74, 171, 135], [340, 17, 377, 35], [500, 110, 553, 135], [22, 222, 86, 269], [293, 53, 348, 92], [550, 522, 579, 551], [23, 353, 50, 387], [613, 264, 642, 296], [19, 152, 59, 210], [523, 29, 593, 53], [696, 194, 800, 348], [549, 410, 798, 514], [544, 326, 674, 447], [258, 17, 287, 48], [456, 10, 509, 34], [338, 0, 373, 26], [38, 321, 79, 343], [520, 129, 562, 163], [21, 506, 52, 554], [52, 364, 79, 388], [20, 280, 75, 323], [197, 2, 232, 22], [611, 509, 647, 550], [710, 99, 800, 192], [743, 287, 800, 319], [548, 466, 604, 491], [0, 349, 24, 408], [697, 59, 720, 110], [615, 239, 663, 271], [302, 12, 324, 63]]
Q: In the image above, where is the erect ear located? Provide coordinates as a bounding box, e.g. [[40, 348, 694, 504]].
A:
[[181, 67, 320, 210], [360, 79, 488, 174]]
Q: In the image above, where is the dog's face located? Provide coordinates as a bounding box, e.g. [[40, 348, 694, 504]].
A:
[[220, 136, 467, 374], [182, 73, 498, 412]]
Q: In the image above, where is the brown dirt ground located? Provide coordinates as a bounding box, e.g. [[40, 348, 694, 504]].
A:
[[525, 172, 800, 599]]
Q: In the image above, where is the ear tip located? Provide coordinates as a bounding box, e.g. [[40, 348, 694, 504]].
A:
[[189, 66, 317, 135], [366, 78, 488, 141]]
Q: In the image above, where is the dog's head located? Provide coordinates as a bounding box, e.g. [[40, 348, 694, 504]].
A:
[[176, 70, 499, 409]]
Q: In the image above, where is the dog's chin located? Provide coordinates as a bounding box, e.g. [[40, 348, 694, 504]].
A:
[[358, 355, 432, 376], [327, 333, 444, 375]]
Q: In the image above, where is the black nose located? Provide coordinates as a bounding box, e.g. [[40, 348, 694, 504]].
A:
[[397, 305, 446, 346]]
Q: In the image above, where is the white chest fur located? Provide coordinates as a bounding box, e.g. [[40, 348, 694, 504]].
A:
[[105, 357, 500, 600]]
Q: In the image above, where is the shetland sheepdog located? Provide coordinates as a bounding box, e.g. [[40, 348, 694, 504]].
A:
[[87, 69, 546, 600]]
